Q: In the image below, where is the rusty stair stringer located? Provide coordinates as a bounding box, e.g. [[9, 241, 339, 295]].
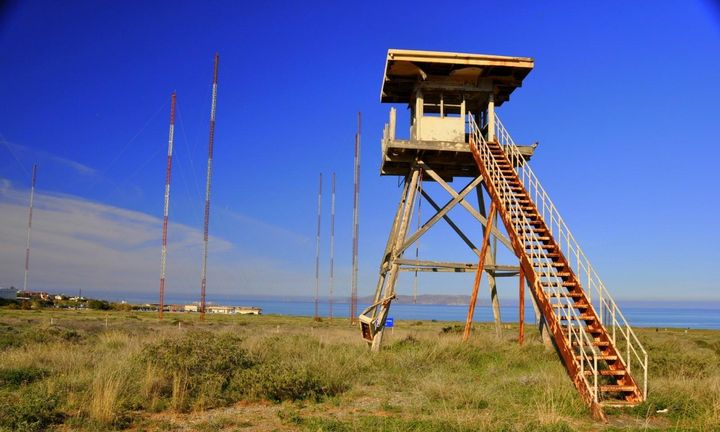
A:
[[469, 136, 643, 421]]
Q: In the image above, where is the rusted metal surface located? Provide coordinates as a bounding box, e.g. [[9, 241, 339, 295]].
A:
[[462, 202, 497, 342], [469, 130, 643, 421], [159, 92, 176, 320]]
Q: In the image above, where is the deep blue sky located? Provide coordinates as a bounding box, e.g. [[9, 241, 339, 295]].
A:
[[1, 1, 719, 301]]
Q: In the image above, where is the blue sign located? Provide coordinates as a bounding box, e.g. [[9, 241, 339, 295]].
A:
[[386, 317, 394, 328]]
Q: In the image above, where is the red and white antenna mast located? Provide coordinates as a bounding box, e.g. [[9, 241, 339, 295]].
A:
[[23, 164, 37, 293], [314, 173, 322, 321], [159, 92, 176, 319], [328, 172, 335, 320], [200, 53, 219, 321], [350, 113, 361, 324]]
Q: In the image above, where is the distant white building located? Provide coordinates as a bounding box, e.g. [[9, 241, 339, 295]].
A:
[[207, 305, 234, 314], [235, 307, 262, 315], [0, 287, 18, 300], [182, 304, 261, 315]]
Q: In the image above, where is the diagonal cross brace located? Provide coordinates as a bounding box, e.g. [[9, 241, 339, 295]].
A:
[[407, 163, 514, 253], [398, 176, 482, 255]]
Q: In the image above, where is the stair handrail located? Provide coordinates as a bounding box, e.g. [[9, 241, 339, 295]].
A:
[[468, 114, 600, 402], [488, 113, 648, 400]]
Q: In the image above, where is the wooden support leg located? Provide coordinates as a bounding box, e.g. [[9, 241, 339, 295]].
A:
[[519, 266, 525, 346], [488, 214, 502, 339], [463, 202, 497, 342], [369, 168, 421, 352], [477, 184, 502, 338]]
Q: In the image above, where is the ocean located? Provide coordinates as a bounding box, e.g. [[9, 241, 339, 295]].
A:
[[225, 299, 720, 330], [94, 291, 720, 330]]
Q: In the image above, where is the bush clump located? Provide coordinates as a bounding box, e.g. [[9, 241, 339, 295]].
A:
[[0, 385, 62, 432], [231, 334, 351, 403], [237, 362, 346, 402], [0, 367, 49, 388], [142, 330, 253, 411]]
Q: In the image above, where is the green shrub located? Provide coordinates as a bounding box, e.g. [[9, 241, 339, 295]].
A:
[[236, 362, 347, 402], [0, 325, 21, 350], [0, 367, 49, 388], [87, 300, 111, 310], [142, 330, 253, 411], [0, 385, 61, 432], [232, 335, 352, 403]]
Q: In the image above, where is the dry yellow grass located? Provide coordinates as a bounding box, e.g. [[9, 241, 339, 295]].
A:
[[0, 309, 717, 431]]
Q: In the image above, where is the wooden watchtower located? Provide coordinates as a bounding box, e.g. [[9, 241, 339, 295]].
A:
[[359, 49, 536, 349], [359, 49, 649, 419]]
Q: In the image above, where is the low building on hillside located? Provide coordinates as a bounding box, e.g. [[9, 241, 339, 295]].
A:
[[235, 306, 262, 315], [207, 305, 234, 314], [184, 304, 199, 312]]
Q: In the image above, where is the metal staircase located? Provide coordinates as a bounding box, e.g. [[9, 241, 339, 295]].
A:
[[469, 113, 648, 419]]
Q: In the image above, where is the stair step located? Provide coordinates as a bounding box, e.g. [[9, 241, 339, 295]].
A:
[[600, 385, 636, 393], [540, 271, 571, 277], [553, 303, 589, 309], [527, 248, 558, 254], [576, 354, 618, 361], [514, 219, 544, 226], [547, 292, 583, 299], [583, 369, 626, 376], [528, 235, 551, 241], [573, 340, 611, 348], [561, 314, 596, 321], [533, 261, 564, 267], [521, 227, 547, 233], [542, 281, 577, 287], [600, 400, 640, 408]]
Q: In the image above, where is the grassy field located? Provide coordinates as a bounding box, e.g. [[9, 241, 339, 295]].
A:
[[0, 309, 718, 431]]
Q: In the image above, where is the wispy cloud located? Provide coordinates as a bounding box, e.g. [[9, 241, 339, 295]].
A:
[[0, 183, 313, 299]]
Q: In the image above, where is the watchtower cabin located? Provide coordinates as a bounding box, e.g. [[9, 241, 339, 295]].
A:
[[379, 50, 534, 180], [359, 49, 648, 420]]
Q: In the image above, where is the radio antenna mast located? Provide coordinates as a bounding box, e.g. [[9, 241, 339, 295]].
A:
[[23, 164, 37, 293], [159, 92, 176, 319], [200, 53, 219, 320]]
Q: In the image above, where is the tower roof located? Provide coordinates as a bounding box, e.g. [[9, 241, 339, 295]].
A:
[[381, 49, 534, 106]]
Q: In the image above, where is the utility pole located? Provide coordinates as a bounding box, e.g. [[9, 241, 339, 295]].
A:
[[200, 53, 219, 321], [159, 92, 176, 320], [23, 164, 37, 293], [329, 172, 336, 320], [314, 173, 322, 321]]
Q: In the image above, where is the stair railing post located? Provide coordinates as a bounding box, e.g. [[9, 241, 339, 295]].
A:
[[519, 266, 525, 345], [644, 353, 648, 399], [594, 353, 599, 403], [627, 325, 632, 372]]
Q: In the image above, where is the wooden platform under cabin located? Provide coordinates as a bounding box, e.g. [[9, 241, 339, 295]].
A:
[[381, 138, 537, 180]]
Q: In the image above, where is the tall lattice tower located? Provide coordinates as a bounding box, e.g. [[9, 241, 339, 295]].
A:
[[359, 49, 648, 419]]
